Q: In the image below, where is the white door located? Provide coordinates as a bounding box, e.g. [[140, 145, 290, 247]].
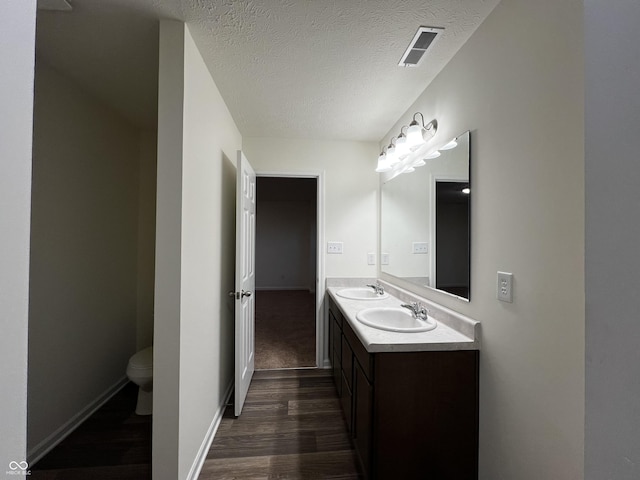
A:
[[234, 150, 256, 416]]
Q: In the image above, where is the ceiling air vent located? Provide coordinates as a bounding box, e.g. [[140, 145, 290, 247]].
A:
[[398, 27, 443, 67]]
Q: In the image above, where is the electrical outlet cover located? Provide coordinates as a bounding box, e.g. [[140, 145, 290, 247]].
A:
[[412, 242, 428, 254], [497, 271, 513, 303], [327, 242, 343, 254]]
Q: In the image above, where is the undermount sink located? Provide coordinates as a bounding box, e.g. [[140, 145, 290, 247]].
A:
[[356, 307, 437, 333], [336, 287, 389, 300]]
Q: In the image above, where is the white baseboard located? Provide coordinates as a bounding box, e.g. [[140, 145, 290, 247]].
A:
[[186, 380, 234, 480], [28, 375, 129, 466], [255, 286, 314, 291]]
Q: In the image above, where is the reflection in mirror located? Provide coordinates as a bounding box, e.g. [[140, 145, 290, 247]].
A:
[[381, 131, 470, 300]]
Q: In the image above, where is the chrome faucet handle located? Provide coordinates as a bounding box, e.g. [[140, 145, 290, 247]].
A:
[[366, 283, 385, 295], [401, 302, 429, 320], [416, 303, 429, 320], [400, 302, 418, 316]]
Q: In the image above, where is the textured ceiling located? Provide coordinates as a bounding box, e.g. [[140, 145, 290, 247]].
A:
[[36, 0, 500, 140]]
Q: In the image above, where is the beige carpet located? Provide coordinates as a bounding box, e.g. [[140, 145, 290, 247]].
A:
[[254, 290, 316, 369]]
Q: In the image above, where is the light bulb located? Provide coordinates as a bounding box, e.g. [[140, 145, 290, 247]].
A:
[[376, 162, 392, 173], [406, 123, 425, 148], [376, 153, 392, 172], [440, 138, 458, 150], [386, 145, 398, 164], [395, 135, 410, 158]]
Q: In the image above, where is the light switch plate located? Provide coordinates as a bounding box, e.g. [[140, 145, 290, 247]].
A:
[[412, 242, 428, 254], [381, 253, 390, 265], [367, 253, 376, 265], [497, 271, 513, 303], [327, 242, 343, 254]]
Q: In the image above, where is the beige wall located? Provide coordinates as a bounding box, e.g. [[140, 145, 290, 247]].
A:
[[585, 1, 640, 477], [0, 0, 36, 469], [137, 130, 157, 350], [154, 21, 241, 480], [380, 0, 585, 478], [179, 24, 241, 480], [154, 20, 183, 480], [243, 137, 379, 279], [27, 61, 145, 460]]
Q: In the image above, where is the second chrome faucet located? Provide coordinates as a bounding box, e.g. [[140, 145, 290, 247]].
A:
[[401, 302, 430, 321], [366, 282, 385, 295]]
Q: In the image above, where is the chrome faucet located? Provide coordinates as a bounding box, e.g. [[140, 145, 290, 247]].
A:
[[401, 302, 430, 321], [366, 282, 385, 295]]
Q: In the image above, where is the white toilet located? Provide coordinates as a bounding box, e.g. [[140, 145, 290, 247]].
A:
[[126, 346, 153, 415]]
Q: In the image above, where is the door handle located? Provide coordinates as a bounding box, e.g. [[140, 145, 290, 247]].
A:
[[229, 290, 253, 299]]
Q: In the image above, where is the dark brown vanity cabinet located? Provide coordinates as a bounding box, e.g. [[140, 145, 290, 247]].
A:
[[328, 305, 342, 397], [328, 296, 479, 480]]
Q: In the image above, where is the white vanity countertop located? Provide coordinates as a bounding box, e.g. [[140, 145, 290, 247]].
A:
[[327, 287, 479, 353]]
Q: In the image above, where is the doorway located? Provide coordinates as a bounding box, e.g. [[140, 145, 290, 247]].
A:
[[254, 176, 318, 369], [434, 180, 470, 298]]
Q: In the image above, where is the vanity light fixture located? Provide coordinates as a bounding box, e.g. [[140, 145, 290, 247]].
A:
[[376, 149, 393, 173], [384, 137, 399, 165], [406, 113, 437, 150], [376, 113, 438, 175], [395, 126, 411, 159], [440, 137, 458, 150]]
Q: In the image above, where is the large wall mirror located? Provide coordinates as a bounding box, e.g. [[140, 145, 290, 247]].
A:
[[381, 131, 470, 300]]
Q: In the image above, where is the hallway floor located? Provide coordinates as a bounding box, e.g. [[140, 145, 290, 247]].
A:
[[199, 369, 362, 479], [255, 290, 316, 369]]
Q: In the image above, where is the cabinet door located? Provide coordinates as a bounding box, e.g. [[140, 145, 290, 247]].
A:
[[331, 316, 342, 394], [328, 309, 334, 362], [341, 334, 353, 391], [332, 348, 342, 397], [353, 361, 373, 477], [331, 315, 342, 364], [340, 371, 353, 433], [340, 336, 354, 434], [328, 310, 340, 386]]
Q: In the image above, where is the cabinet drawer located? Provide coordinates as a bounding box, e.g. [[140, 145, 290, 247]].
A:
[[328, 299, 343, 328], [343, 320, 373, 382]]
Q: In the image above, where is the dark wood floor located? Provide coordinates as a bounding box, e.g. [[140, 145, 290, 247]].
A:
[[29, 382, 152, 480], [199, 369, 363, 480], [29, 370, 357, 480]]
